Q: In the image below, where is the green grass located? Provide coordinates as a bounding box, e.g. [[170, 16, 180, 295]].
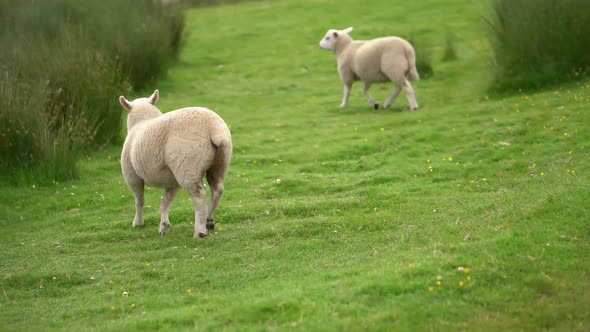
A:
[[1, 0, 589, 330]]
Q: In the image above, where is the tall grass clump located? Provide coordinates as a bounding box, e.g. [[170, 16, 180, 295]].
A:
[[0, 0, 185, 184], [489, 0, 590, 91], [442, 31, 458, 62], [408, 35, 434, 79]]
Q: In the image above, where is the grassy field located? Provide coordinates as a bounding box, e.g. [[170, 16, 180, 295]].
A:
[[1, 0, 589, 330]]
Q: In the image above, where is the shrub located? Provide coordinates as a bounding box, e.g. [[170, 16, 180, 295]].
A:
[[408, 35, 434, 79], [442, 31, 458, 62], [0, 0, 185, 184], [488, 0, 590, 91]]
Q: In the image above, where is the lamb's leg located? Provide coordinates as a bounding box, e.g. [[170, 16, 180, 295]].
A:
[[363, 82, 379, 109], [339, 83, 352, 108], [187, 184, 208, 239], [159, 187, 179, 235], [402, 79, 419, 111], [127, 180, 145, 227], [206, 174, 225, 231], [384, 85, 402, 109]]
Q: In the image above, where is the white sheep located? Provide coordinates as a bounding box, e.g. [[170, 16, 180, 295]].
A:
[[319, 27, 420, 111], [119, 90, 232, 239]]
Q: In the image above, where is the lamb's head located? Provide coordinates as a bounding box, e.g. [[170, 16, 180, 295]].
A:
[[119, 89, 163, 131], [319, 27, 353, 51]]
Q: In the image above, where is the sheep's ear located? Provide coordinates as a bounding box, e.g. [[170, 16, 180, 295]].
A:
[[333, 31, 338, 38], [119, 96, 132, 111], [148, 89, 159, 105], [343, 27, 353, 34]]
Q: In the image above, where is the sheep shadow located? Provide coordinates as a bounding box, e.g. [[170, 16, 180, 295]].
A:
[[326, 104, 408, 115]]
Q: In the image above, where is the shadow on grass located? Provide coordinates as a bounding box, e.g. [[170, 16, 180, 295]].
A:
[[326, 104, 409, 115]]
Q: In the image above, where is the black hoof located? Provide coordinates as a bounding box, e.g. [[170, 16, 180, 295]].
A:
[[206, 219, 215, 230], [373, 103, 379, 110]]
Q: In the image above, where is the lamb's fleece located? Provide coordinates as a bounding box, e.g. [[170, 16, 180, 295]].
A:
[[119, 90, 232, 239], [319, 27, 419, 111]]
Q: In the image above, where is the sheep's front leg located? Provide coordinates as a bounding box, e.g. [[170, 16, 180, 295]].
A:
[[384, 85, 402, 109], [363, 82, 379, 109], [159, 187, 179, 235], [188, 185, 208, 239], [339, 83, 352, 108]]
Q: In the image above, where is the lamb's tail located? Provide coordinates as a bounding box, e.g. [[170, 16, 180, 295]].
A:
[[406, 44, 420, 82], [210, 128, 233, 171]]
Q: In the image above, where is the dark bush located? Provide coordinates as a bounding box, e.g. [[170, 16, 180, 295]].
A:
[[408, 35, 434, 79], [0, 0, 185, 184], [488, 0, 590, 91]]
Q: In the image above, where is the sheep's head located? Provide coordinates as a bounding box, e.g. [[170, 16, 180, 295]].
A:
[[319, 27, 353, 51], [119, 90, 163, 131]]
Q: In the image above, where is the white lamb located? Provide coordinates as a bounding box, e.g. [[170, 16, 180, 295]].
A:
[[319, 27, 420, 111], [119, 90, 232, 239]]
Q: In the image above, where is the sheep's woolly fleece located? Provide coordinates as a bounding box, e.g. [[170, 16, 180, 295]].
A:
[[119, 90, 232, 239], [319, 27, 420, 110]]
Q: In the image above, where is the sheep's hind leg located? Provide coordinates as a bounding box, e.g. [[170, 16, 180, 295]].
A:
[[206, 173, 226, 231], [186, 183, 208, 239], [339, 83, 352, 108], [402, 79, 419, 111], [127, 180, 145, 227], [384, 85, 402, 109], [362, 82, 379, 109], [159, 187, 179, 235]]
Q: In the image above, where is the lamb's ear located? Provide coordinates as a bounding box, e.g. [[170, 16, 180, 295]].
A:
[[148, 89, 159, 105], [343, 27, 353, 34], [119, 96, 132, 111], [333, 31, 338, 38]]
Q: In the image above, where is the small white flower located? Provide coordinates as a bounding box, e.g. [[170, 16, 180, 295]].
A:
[[275, 179, 282, 184], [437, 275, 443, 280], [122, 291, 129, 297], [90, 276, 95, 280], [458, 266, 465, 272]]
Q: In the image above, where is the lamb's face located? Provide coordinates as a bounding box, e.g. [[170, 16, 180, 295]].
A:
[[319, 29, 339, 50], [319, 27, 353, 50]]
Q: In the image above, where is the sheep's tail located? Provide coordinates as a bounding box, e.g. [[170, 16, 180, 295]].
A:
[[211, 128, 233, 171], [406, 44, 420, 82]]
